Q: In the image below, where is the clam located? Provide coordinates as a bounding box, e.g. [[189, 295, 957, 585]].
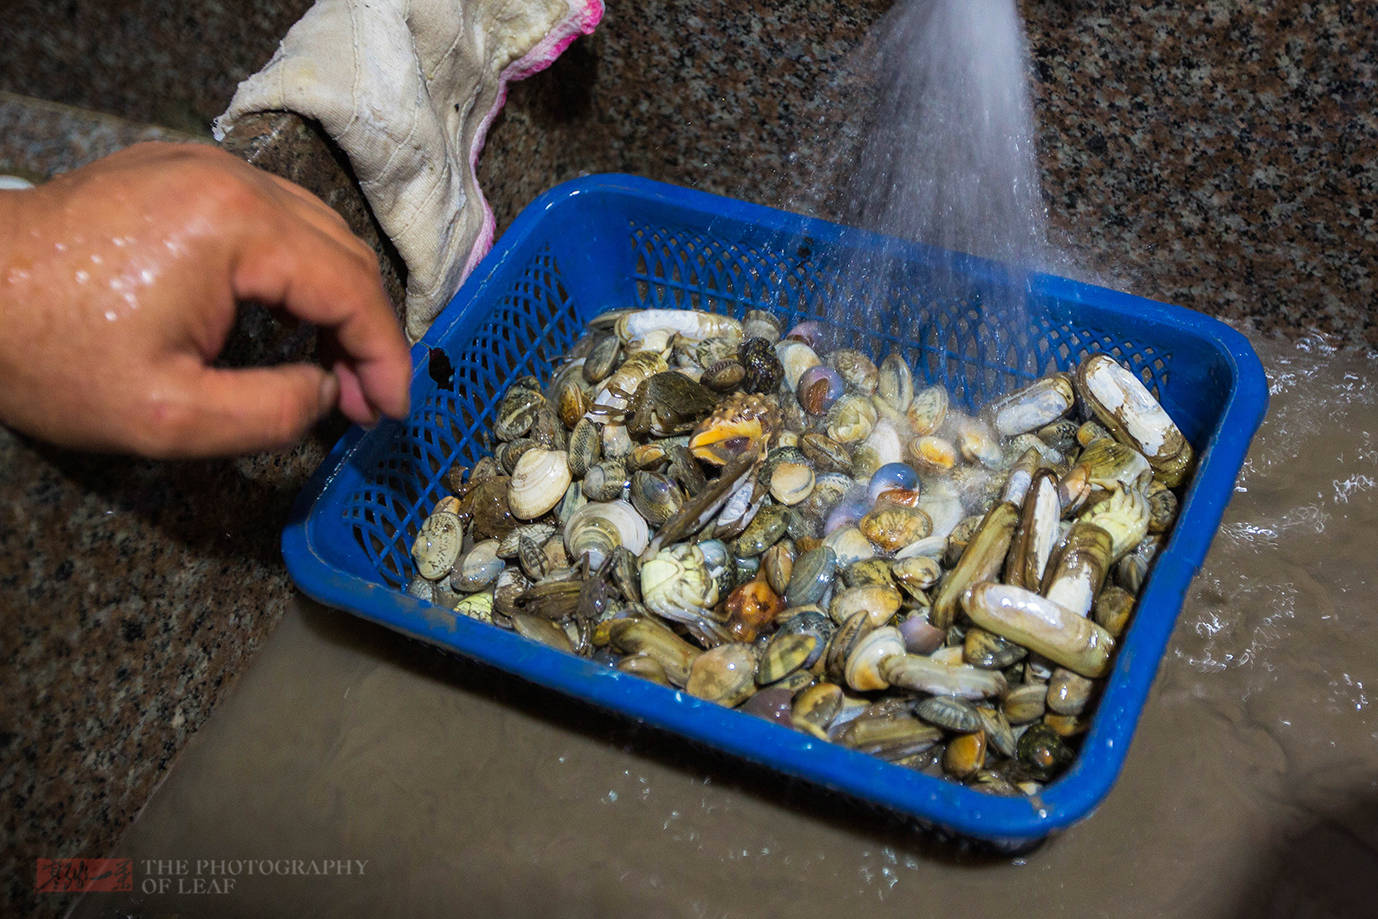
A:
[[785, 546, 838, 608], [1077, 438, 1152, 491], [761, 542, 795, 595], [859, 419, 904, 468], [828, 349, 879, 395], [891, 556, 942, 597], [800, 433, 852, 474], [1004, 469, 1061, 591], [582, 335, 621, 384], [508, 448, 573, 520], [450, 539, 504, 592], [741, 686, 797, 726], [775, 340, 822, 391], [963, 626, 1028, 669], [859, 504, 932, 552], [823, 526, 876, 566], [411, 511, 463, 581], [1075, 353, 1193, 487], [896, 612, 946, 654], [953, 415, 1003, 469], [686, 642, 759, 707], [742, 308, 783, 343], [987, 373, 1075, 437], [769, 461, 815, 505], [1001, 683, 1048, 724], [907, 384, 948, 435], [829, 584, 902, 628], [564, 499, 650, 569], [630, 470, 685, 528], [1094, 585, 1135, 637], [942, 732, 987, 779], [843, 625, 905, 691], [497, 523, 557, 559], [825, 393, 877, 444], [567, 418, 600, 478], [797, 365, 845, 415], [792, 682, 845, 740], [876, 353, 914, 412], [1041, 521, 1115, 617], [906, 434, 957, 473], [616, 653, 672, 686], [702, 359, 747, 392], [961, 582, 1116, 678], [783, 320, 826, 348], [511, 613, 575, 651], [581, 458, 628, 502], [757, 630, 821, 685], [453, 592, 495, 624], [516, 535, 549, 581], [866, 462, 919, 503], [493, 386, 544, 442], [1047, 667, 1095, 716]]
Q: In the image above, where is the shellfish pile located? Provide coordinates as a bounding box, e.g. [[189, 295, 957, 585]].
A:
[[407, 307, 1192, 795]]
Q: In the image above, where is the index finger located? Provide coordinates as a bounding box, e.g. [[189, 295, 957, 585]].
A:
[[232, 220, 412, 420]]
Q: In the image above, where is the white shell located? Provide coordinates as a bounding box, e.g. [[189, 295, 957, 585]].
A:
[[775, 340, 822, 391], [411, 511, 463, 581], [769, 462, 815, 505], [614, 308, 742, 344], [844, 626, 906, 692], [563, 499, 650, 568], [508, 449, 572, 520], [823, 526, 876, 566], [860, 419, 904, 468]]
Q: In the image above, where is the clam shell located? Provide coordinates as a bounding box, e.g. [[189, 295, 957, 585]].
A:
[[757, 631, 821, 685], [508, 449, 573, 520], [1047, 667, 1095, 716], [827, 349, 879, 395], [1075, 353, 1192, 487], [988, 373, 1075, 437], [775, 340, 822, 391], [567, 418, 600, 478], [769, 461, 815, 505], [915, 695, 984, 733], [411, 511, 463, 581], [907, 385, 949, 435], [877, 353, 914, 411], [829, 584, 902, 628], [451, 539, 504, 591], [843, 625, 906, 691], [686, 643, 759, 707], [785, 546, 838, 607], [563, 499, 649, 569], [497, 523, 557, 559], [825, 393, 878, 444], [942, 732, 987, 779], [582, 335, 621, 384], [792, 682, 845, 739], [859, 504, 933, 552], [823, 526, 876, 567]]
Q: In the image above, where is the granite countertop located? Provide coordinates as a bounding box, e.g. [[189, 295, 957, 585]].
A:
[[2, 1, 1375, 916]]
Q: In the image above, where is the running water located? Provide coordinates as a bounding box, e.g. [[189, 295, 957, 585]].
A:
[[836, 0, 1048, 267], [790, 0, 1050, 355]]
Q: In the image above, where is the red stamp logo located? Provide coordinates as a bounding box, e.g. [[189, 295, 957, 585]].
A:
[[35, 858, 133, 893]]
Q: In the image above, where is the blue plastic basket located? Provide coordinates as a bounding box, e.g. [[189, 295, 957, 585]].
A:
[[282, 174, 1268, 842]]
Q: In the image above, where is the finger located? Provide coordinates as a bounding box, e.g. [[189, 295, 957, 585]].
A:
[[146, 363, 338, 458], [232, 225, 412, 420]]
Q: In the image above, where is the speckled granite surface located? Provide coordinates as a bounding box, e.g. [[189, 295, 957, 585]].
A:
[[1, 0, 1375, 915], [0, 94, 345, 918]]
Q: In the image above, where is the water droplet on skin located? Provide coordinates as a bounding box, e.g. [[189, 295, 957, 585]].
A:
[[74, 269, 89, 284]]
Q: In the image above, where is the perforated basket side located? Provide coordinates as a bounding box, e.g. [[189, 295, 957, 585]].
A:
[[339, 246, 584, 587]]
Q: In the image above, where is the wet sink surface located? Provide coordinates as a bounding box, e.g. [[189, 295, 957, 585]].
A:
[[75, 334, 1378, 919]]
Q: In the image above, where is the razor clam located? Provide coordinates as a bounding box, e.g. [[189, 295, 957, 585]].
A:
[[1075, 353, 1193, 487], [878, 654, 1009, 700], [987, 373, 1075, 437], [962, 582, 1116, 678], [930, 500, 1020, 629]]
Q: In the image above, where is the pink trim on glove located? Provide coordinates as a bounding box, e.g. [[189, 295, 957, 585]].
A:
[[461, 0, 605, 280]]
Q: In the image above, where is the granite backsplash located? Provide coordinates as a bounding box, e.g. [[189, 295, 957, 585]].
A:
[[2, 1, 1374, 916]]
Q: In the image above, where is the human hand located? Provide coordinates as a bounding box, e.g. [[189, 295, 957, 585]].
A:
[[0, 142, 411, 458]]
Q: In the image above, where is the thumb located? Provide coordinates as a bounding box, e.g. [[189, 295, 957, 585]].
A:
[[169, 363, 340, 457]]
